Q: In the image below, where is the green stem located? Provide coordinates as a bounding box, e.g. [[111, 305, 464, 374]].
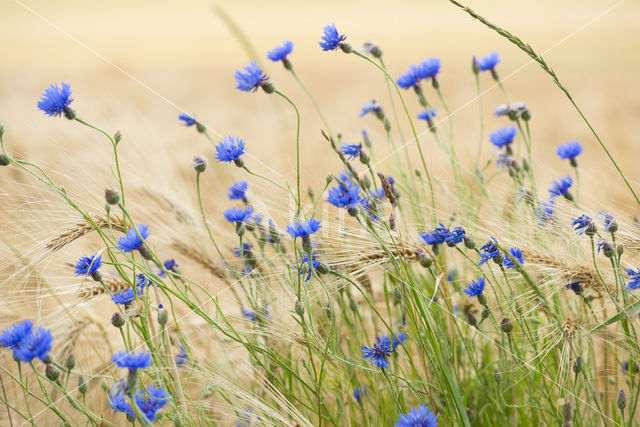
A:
[[275, 90, 302, 215]]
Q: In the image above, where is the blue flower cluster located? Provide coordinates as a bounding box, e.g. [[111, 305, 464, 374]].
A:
[[287, 218, 321, 238], [74, 253, 102, 276], [319, 23, 347, 51], [394, 404, 438, 427], [419, 224, 466, 248], [112, 350, 151, 371], [475, 52, 501, 72], [109, 384, 171, 424], [38, 82, 74, 118], [118, 224, 150, 253], [0, 319, 53, 363], [396, 58, 442, 89]]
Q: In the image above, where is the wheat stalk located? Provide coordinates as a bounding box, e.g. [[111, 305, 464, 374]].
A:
[[45, 216, 126, 252]]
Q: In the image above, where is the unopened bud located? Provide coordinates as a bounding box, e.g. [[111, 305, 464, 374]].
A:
[[105, 188, 120, 205], [78, 376, 88, 394], [111, 312, 125, 328], [465, 311, 477, 327], [419, 256, 432, 269], [114, 131, 122, 144], [500, 318, 513, 333], [0, 154, 9, 166], [472, 57, 479, 74], [65, 354, 76, 370], [477, 292, 487, 306], [359, 151, 370, 165], [45, 365, 60, 381], [158, 309, 169, 327], [261, 81, 276, 94], [196, 122, 206, 134], [573, 356, 583, 375], [294, 300, 304, 317], [339, 43, 353, 54], [383, 118, 391, 132], [617, 244, 624, 256], [617, 389, 627, 411], [464, 237, 476, 250], [393, 287, 402, 306], [349, 298, 358, 312], [481, 307, 490, 319]]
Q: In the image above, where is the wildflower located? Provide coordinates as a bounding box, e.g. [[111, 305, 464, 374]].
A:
[[158, 259, 179, 277], [178, 113, 197, 127], [597, 239, 614, 257], [267, 40, 294, 63], [117, 224, 150, 253], [175, 345, 187, 367], [0, 320, 35, 350], [446, 268, 457, 282], [394, 404, 438, 427], [475, 52, 501, 72], [224, 207, 254, 224], [340, 142, 363, 160], [503, 247, 525, 269], [417, 108, 437, 125], [571, 215, 597, 236], [500, 318, 513, 333], [549, 175, 573, 199], [618, 389, 627, 411], [396, 66, 420, 89], [215, 136, 246, 165], [557, 140, 583, 165], [319, 23, 347, 51], [622, 360, 639, 373], [295, 252, 324, 282], [38, 82, 75, 119], [74, 254, 102, 277], [489, 125, 517, 149], [109, 385, 171, 424], [12, 327, 53, 363], [463, 277, 486, 298], [112, 351, 151, 371], [136, 274, 152, 290], [286, 218, 321, 238], [228, 181, 248, 200], [241, 303, 270, 322], [353, 386, 367, 403], [233, 243, 253, 258], [390, 332, 407, 350], [362, 129, 372, 148], [192, 155, 207, 172], [536, 198, 555, 224], [362, 41, 383, 58], [445, 226, 466, 246], [603, 213, 618, 233], [626, 269, 640, 290], [478, 237, 500, 265], [416, 57, 442, 82], [361, 335, 393, 369], [494, 102, 531, 120], [112, 288, 138, 306], [234, 61, 272, 93], [420, 224, 450, 247], [566, 282, 583, 296], [359, 100, 383, 118]]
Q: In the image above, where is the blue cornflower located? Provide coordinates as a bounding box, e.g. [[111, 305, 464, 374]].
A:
[[603, 213, 617, 233], [117, 224, 150, 253], [286, 218, 321, 238], [108, 394, 134, 418], [420, 224, 450, 246], [158, 259, 179, 277], [37, 82, 74, 118], [224, 207, 254, 224], [241, 303, 270, 322], [340, 143, 363, 160], [74, 254, 102, 276], [135, 385, 171, 423], [475, 52, 501, 72], [192, 156, 207, 172], [478, 237, 500, 265], [112, 351, 151, 371], [0, 320, 34, 350], [445, 226, 465, 246], [175, 345, 187, 367], [463, 277, 486, 298], [549, 175, 573, 197], [447, 268, 458, 282], [566, 282, 583, 295], [536, 198, 555, 224], [111, 288, 138, 306], [319, 23, 347, 51], [233, 243, 253, 258], [626, 269, 640, 290], [394, 404, 438, 427], [489, 125, 517, 149], [417, 108, 437, 124], [496, 153, 513, 169], [353, 386, 367, 403], [178, 113, 197, 127], [136, 274, 152, 290], [557, 141, 583, 162], [295, 252, 323, 282], [13, 327, 53, 363], [267, 40, 294, 62], [571, 215, 596, 235], [396, 66, 420, 89], [361, 335, 393, 369], [359, 100, 382, 118], [597, 238, 613, 254], [503, 247, 525, 269], [391, 332, 407, 350], [234, 61, 269, 92], [416, 57, 441, 80], [228, 181, 248, 200], [215, 136, 246, 163]]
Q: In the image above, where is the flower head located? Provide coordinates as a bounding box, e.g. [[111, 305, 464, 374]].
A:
[[241, 303, 270, 322], [445, 227, 466, 246], [112, 351, 151, 371], [192, 155, 207, 172], [234, 61, 269, 92], [494, 102, 530, 119], [463, 277, 486, 298], [396, 67, 420, 89], [112, 288, 138, 306], [353, 386, 367, 403], [557, 141, 583, 161], [215, 136, 246, 163], [110, 384, 171, 424], [536, 198, 555, 224], [228, 181, 248, 200], [74, 254, 102, 276], [0, 320, 34, 350], [175, 345, 187, 367], [489, 125, 517, 148], [415, 57, 441, 80], [327, 179, 367, 211], [417, 108, 437, 123], [390, 332, 407, 350], [224, 207, 254, 224], [319, 23, 346, 51], [571, 215, 596, 235], [503, 247, 525, 269], [566, 281, 583, 295], [287, 218, 321, 238], [267, 40, 294, 62], [361, 335, 393, 369], [475, 52, 500, 72], [233, 243, 253, 258], [394, 404, 438, 427], [603, 213, 617, 233], [420, 224, 450, 246], [295, 252, 323, 282], [359, 100, 383, 118], [478, 237, 500, 265], [549, 175, 573, 197], [38, 82, 73, 117], [178, 113, 197, 127], [117, 224, 150, 253], [12, 327, 53, 363], [158, 259, 179, 277], [340, 142, 363, 160], [626, 269, 640, 290]]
